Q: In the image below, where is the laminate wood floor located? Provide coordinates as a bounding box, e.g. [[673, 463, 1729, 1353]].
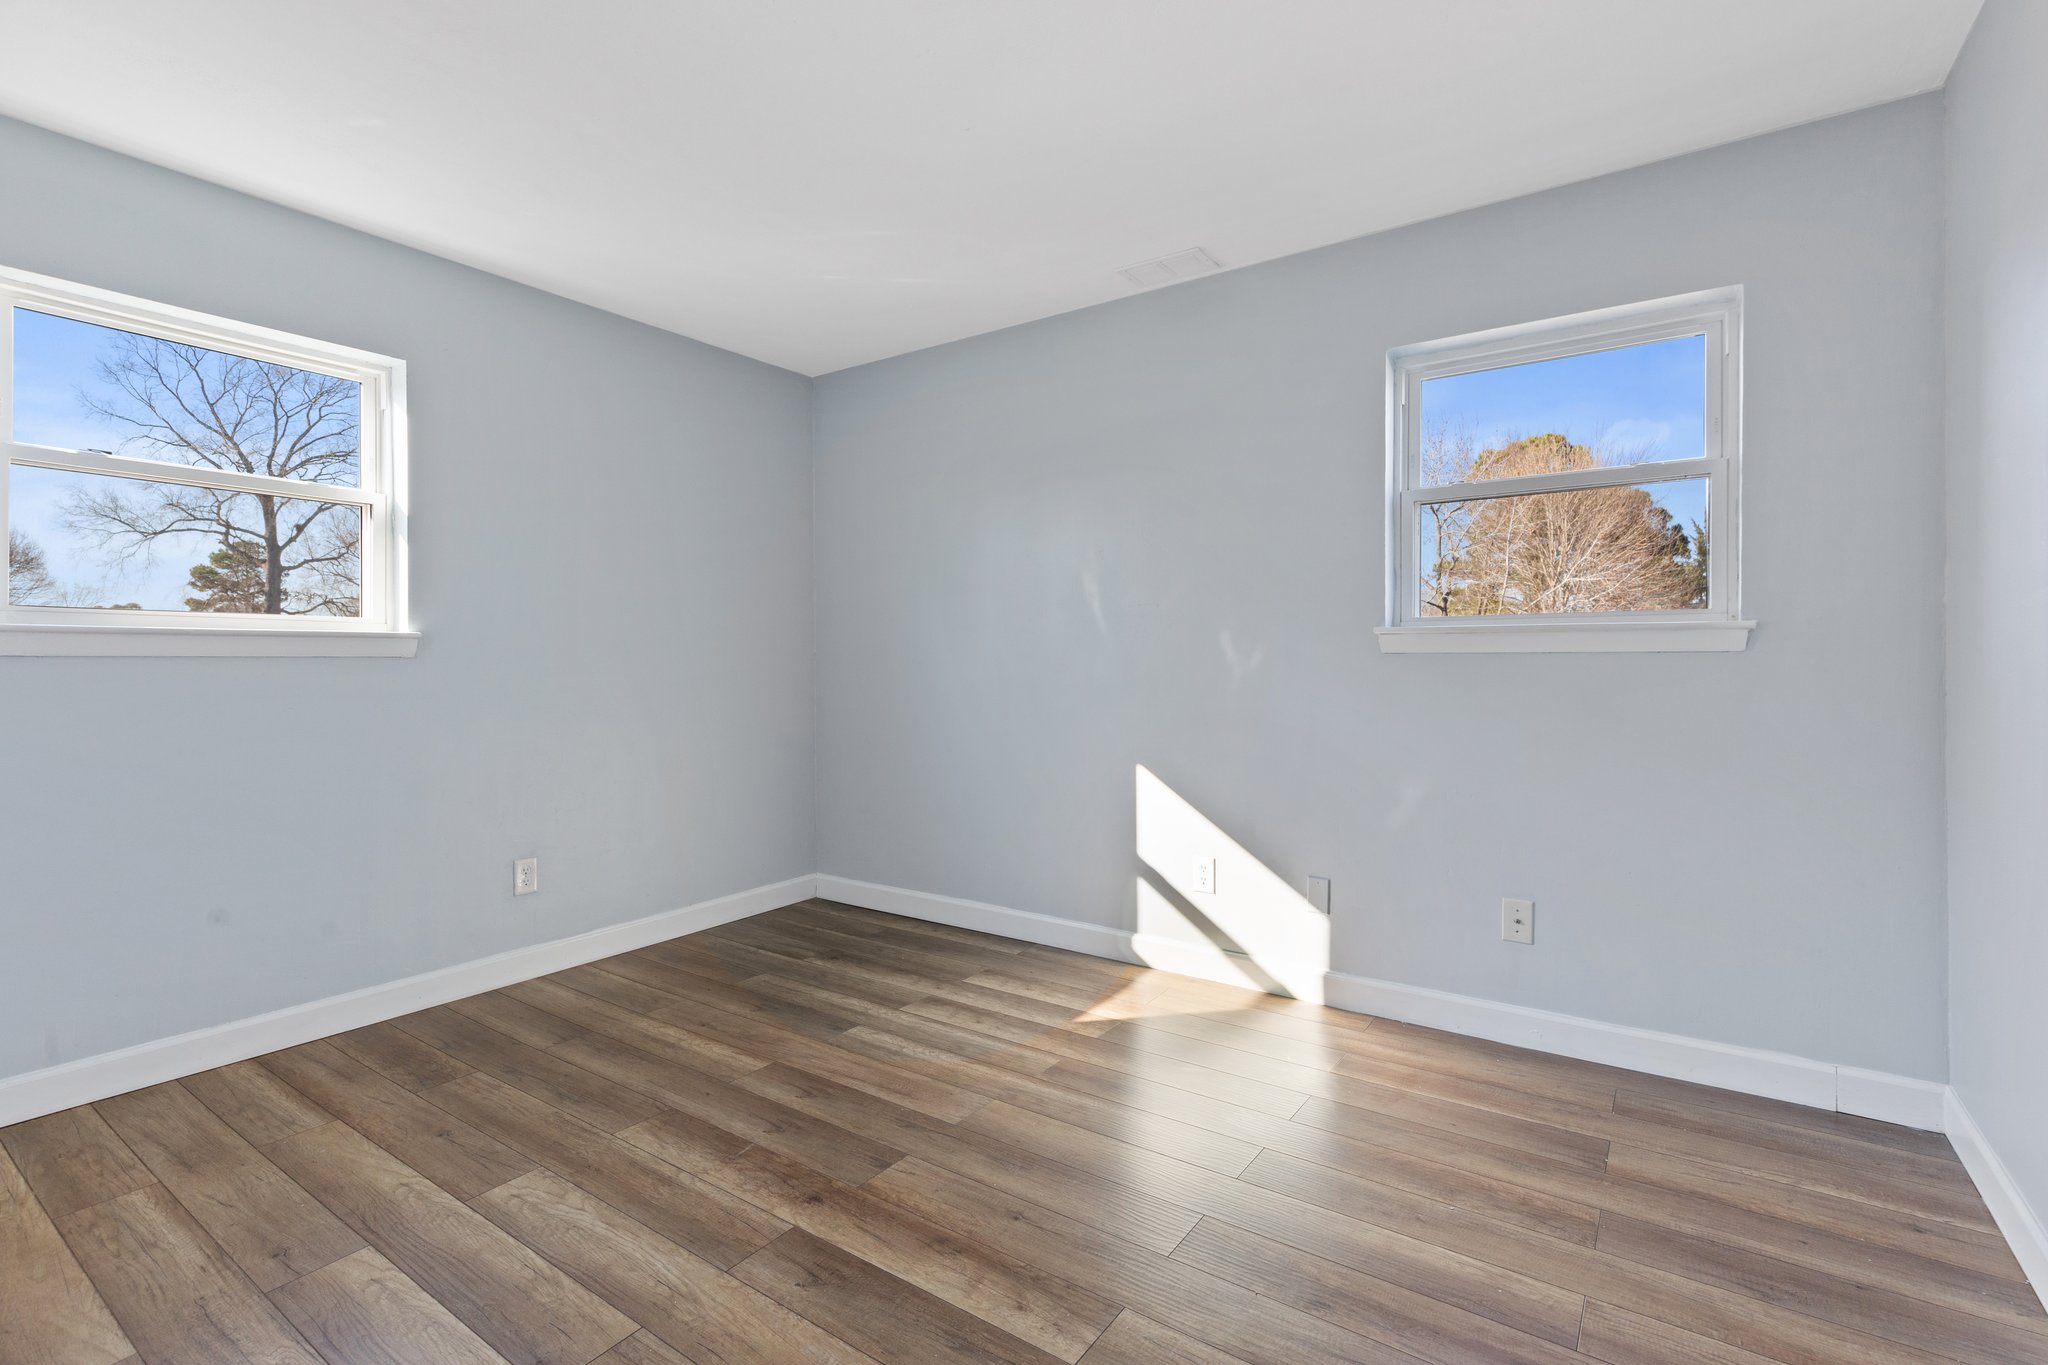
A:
[[4, 899, 2041, 1365]]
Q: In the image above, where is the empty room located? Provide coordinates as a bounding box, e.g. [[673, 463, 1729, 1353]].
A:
[[1, 2, 2042, 1362]]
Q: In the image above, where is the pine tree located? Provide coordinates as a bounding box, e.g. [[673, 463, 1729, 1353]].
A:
[[183, 541, 272, 613]]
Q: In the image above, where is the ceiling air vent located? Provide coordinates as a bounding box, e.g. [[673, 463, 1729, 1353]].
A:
[[1118, 247, 1222, 289]]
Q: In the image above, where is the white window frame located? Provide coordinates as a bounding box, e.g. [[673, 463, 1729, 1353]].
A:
[[0, 265, 413, 656], [1377, 287, 1752, 654]]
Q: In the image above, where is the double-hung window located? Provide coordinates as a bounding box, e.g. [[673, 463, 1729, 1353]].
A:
[[1380, 288, 1749, 652], [1, 265, 411, 656]]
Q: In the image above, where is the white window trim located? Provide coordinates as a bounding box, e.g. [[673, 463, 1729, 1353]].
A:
[[1378, 287, 1752, 654], [0, 265, 414, 657]]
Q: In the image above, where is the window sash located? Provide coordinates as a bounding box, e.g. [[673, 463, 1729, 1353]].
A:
[[1387, 290, 1740, 630], [6, 442, 383, 508], [0, 265, 405, 633], [1404, 455, 1721, 506]]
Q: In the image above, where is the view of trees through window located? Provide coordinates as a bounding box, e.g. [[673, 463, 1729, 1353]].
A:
[[1412, 333, 1711, 618], [6, 309, 364, 615], [1418, 430, 1707, 616]]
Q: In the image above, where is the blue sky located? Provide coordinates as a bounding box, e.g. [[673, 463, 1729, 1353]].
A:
[[1420, 332, 1708, 531], [11, 309, 220, 607], [12, 308, 140, 453]]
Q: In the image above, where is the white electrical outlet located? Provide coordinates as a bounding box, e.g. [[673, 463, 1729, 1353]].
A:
[[1305, 876, 1332, 914], [1502, 897, 1534, 944], [514, 857, 539, 896], [1193, 857, 1217, 894]]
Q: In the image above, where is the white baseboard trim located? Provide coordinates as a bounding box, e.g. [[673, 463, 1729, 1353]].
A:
[[1946, 1090, 2048, 1306], [1129, 933, 1327, 1004], [1838, 1065, 1950, 1132], [0, 874, 816, 1128], [814, 875, 1331, 1000], [1322, 972, 1947, 1129], [814, 875, 1136, 962]]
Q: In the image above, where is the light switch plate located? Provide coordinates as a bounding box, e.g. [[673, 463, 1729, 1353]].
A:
[[1305, 876, 1331, 914], [1502, 897, 1533, 944]]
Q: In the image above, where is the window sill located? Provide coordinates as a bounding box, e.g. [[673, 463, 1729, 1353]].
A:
[[1375, 619, 1754, 654], [0, 623, 420, 658]]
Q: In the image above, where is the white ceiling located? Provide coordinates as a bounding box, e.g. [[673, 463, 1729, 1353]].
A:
[[0, 1, 1981, 375]]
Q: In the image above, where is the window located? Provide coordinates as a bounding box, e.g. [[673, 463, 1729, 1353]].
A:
[[2, 265, 411, 656], [1379, 288, 1750, 653]]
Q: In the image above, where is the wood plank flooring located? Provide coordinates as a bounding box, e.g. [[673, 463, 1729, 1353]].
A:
[[3, 899, 2040, 1365]]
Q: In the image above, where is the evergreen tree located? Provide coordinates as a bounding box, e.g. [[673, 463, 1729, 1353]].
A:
[[1683, 520, 1710, 608], [183, 540, 272, 613]]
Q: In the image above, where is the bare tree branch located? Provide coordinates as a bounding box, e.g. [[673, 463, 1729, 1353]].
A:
[[62, 334, 363, 615], [1419, 428, 1704, 617], [7, 529, 88, 606]]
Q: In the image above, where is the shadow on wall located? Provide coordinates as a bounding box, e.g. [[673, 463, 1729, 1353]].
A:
[[1133, 764, 1330, 1001]]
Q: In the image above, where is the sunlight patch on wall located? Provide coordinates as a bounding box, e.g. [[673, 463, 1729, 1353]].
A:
[[1133, 765, 1330, 1001]]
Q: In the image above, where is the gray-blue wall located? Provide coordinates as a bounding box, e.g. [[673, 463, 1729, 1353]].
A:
[[1944, 0, 2048, 1237], [814, 96, 1950, 1079], [0, 116, 817, 1079]]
